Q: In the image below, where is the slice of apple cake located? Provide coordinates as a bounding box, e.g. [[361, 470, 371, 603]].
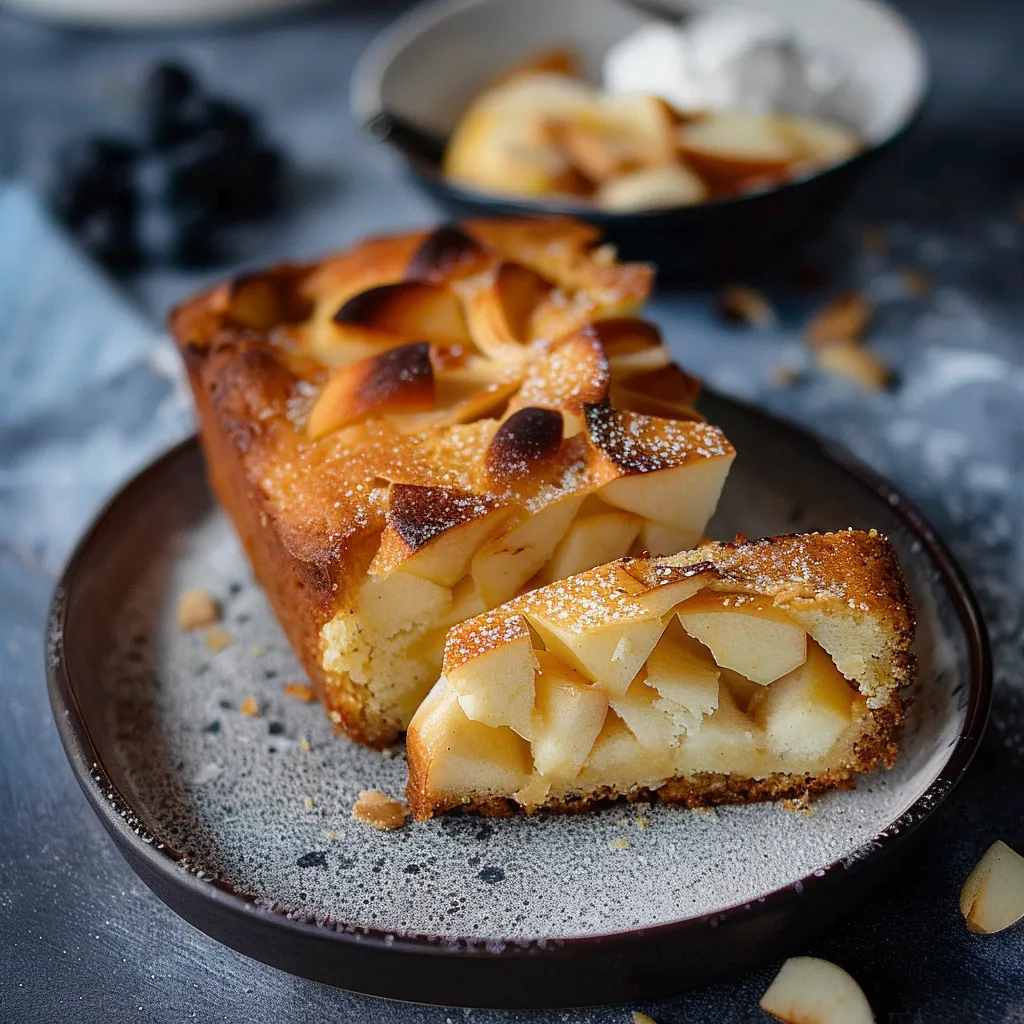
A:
[[406, 529, 914, 819], [171, 218, 735, 747]]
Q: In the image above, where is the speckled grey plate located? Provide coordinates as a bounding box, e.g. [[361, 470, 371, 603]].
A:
[[46, 391, 990, 1009]]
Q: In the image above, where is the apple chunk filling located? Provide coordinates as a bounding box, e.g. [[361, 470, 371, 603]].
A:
[[320, 418, 733, 739], [406, 531, 912, 819]]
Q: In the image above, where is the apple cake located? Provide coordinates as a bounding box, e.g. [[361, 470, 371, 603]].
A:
[[406, 529, 914, 819], [170, 218, 735, 748]]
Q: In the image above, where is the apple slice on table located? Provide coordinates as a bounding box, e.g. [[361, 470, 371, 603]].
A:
[[960, 840, 1024, 934], [760, 957, 875, 1024]]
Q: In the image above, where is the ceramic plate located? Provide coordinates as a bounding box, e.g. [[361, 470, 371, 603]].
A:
[[46, 391, 990, 1009]]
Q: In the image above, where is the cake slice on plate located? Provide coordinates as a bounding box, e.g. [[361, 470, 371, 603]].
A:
[[406, 529, 914, 819], [171, 218, 735, 748]]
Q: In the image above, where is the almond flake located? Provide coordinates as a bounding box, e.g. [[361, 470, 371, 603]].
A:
[[717, 284, 775, 327], [805, 291, 871, 347]]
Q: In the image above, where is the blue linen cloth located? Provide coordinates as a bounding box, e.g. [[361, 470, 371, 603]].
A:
[[0, 184, 194, 572]]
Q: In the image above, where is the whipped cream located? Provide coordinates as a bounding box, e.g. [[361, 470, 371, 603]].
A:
[[603, 7, 850, 120]]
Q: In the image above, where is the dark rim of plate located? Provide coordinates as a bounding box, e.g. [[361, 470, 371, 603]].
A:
[[45, 390, 992, 962]]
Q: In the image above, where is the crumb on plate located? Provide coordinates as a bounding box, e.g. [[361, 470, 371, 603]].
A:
[[204, 625, 232, 653], [352, 790, 408, 831], [239, 694, 260, 716], [284, 682, 316, 703], [178, 588, 220, 630]]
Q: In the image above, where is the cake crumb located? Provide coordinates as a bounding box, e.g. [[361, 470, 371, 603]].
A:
[[326, 831, 337, 841], [239, 695, 260, 717], [299, 738, 311, 751], [204, 625, 232, 653], [303, 796, 314, 811], [352, 790, 408, 831], [633, 1013, 659, 1024], [783, 792, 814, 816], [177, 588, 220, 630], [284, 682, 316, 703], [249, 644, 264, 657], [610, 838, 631, 851], [636, 817, 649, 830]]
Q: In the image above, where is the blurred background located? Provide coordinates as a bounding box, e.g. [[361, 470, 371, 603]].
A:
[[2, 1, 1023, 1021]]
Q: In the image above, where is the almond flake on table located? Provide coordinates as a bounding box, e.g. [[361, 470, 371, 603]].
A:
[[805, 291, 871, 347]]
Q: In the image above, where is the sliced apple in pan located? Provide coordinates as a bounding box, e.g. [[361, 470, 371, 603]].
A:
[[307, 341, 436, 439], [547, 118, 641, 184], [960, 840, 1024, 935], [329, 280, 471, 354], [530, 651, 609, 780], [444, 612, 539, 739], [760, 956, 875, 1024], [676, 592, 808, 685], [466, 260, 554, 361], [677, 111, 796, 181], [598, 94, 679, 167], [444, 74, 598, 198], [370, 482, 516, 586], [586, 405, 734, 547], [537, 509, 643, 584], [782, 116, 860, 170], [597, 164, 709, 211]]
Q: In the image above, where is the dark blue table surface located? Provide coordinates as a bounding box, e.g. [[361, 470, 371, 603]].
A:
[[1, 1, 1023, 1020]]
